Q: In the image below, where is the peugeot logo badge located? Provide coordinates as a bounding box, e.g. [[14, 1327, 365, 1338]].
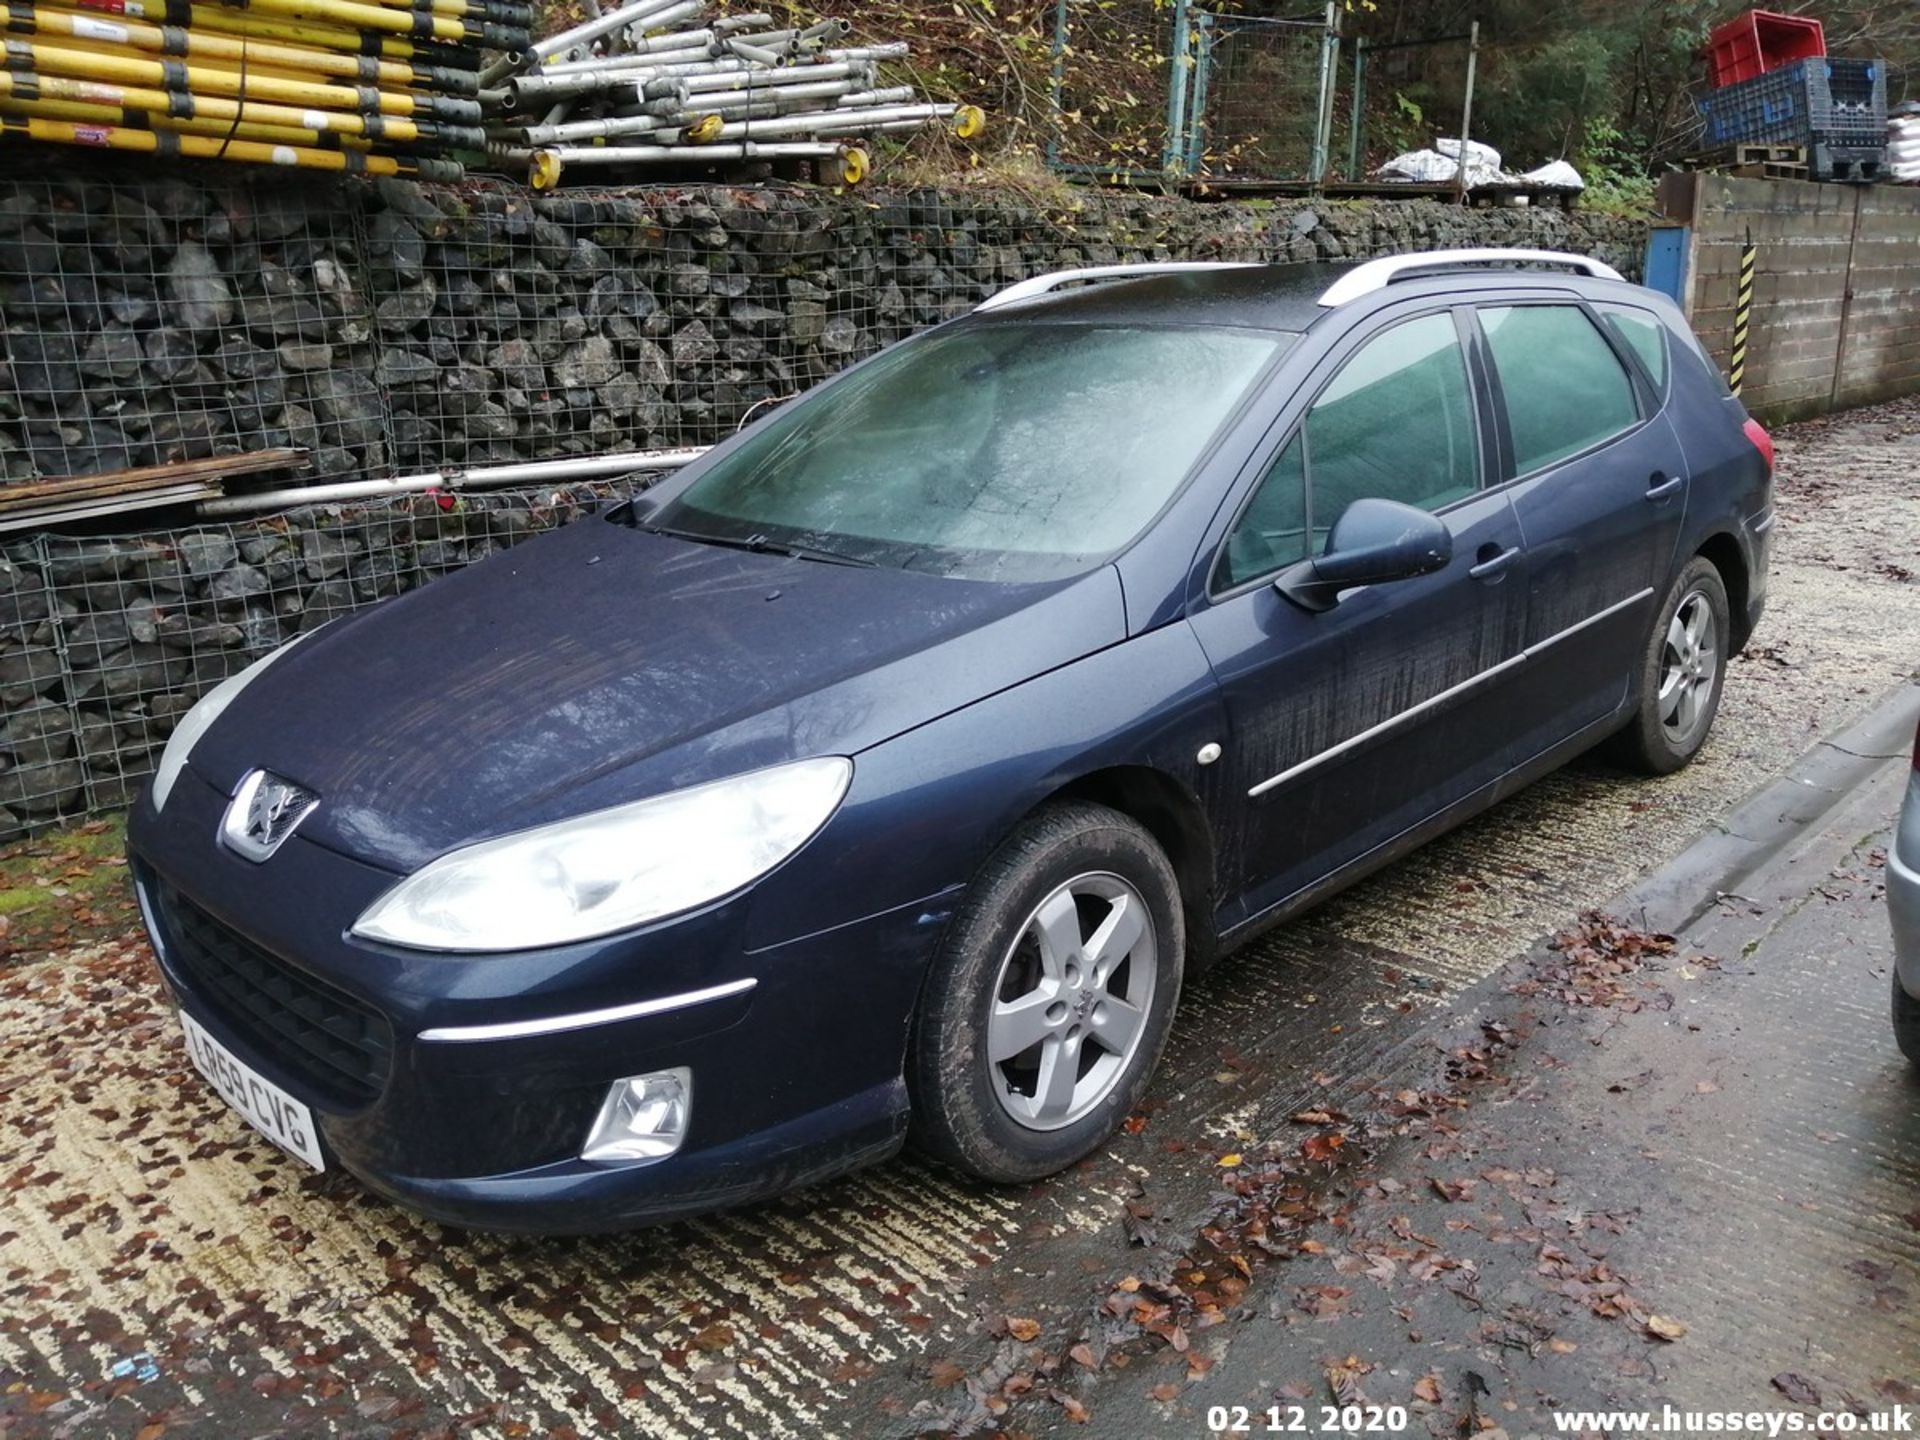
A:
[[220, 769, 320, 863]]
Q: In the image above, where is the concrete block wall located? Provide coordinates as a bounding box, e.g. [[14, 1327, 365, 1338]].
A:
[[1671, 173, 1920, 423]]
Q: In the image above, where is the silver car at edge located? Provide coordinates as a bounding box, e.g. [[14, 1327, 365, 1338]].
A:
[[1889, 716, 1920, 1064]]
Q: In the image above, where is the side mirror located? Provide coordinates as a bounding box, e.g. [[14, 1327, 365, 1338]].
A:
[[1274, 498, 1452, 613]]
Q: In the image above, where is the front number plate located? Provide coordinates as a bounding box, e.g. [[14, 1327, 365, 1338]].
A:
[[179, 1010, 326, 1172]]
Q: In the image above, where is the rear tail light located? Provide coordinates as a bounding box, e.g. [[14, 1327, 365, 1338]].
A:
[[1743, 417, 1775, 473]]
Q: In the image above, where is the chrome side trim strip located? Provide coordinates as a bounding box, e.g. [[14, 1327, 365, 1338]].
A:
[[1752, 509, 1776, 534], [1247, 654, 1527, 797], [1520, 587, 1655, 660], [418, 977, 758, 1043], [1246, 587, 1655, 799]]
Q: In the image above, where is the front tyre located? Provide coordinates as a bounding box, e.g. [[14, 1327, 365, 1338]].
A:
[[909, 802, 1184, 1182], [1611, 556, 1731, 776]]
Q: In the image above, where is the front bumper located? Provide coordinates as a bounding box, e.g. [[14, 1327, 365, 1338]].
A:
[[1888, 773, 1920, 1004], [128, 767, 945, 1233]]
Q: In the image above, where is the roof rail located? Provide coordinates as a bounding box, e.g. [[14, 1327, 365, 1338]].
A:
[[1316, 248, 1627, 308], [975, 262, 1262, 313]]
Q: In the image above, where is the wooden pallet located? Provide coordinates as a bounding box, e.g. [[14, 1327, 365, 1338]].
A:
[[1728, 159, 1811, 181]]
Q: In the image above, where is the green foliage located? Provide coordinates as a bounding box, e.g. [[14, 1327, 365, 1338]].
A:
[[1577, 118, 1658, 216]]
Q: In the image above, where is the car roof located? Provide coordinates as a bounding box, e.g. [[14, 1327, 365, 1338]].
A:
[[966, 257, 1638, 333]]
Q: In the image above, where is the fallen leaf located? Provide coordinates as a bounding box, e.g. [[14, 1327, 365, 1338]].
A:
[[1301, 1132, 1346, 1163], [1645, 1315, 1687, 1342], [929, 1359, 967, 1389], [1150, 1382, 1181, 1401], [1548, 1338, 1578, 1355], [1056, 1392, 1090, 1423], [135, 1425, 167, 1440], [1006, 1316, 1041, 1343], [1219, 1153, 1243, 1168], [1694, 1080, 1719, 1094], [1413, 1374, 1442, 1404], [1187, 1354, 1216, 1380], [1069, 1343, 1097, 1370], [1772, 1373, 1821, 1406]]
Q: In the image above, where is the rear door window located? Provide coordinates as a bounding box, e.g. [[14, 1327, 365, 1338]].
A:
[[1480, 304, 1642, 474], [1598, 304, 1670, 393]]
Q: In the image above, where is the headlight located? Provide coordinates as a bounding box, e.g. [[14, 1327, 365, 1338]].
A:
[[150, 631, 310, 811], [351, 756, 853, 952]]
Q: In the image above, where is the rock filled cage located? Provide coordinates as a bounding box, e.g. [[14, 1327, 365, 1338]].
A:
[[0, 156, 1648, 838]]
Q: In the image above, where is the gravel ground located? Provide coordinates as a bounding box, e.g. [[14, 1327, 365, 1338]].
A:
[[2, 397, 1918, 1440]]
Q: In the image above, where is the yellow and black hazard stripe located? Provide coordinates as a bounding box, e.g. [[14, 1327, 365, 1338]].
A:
[[1729, 241, 1756, 396]]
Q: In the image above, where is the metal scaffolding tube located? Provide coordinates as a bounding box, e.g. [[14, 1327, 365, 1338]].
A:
[[196, 448, 710, 517]]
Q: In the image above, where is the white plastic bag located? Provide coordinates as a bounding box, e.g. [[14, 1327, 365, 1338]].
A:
[[1519, 159, 1585, 191]]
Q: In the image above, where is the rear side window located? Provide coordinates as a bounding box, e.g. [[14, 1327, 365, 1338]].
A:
[[1599, 304, 1669, 392], [1481, 305, 1641, 474]]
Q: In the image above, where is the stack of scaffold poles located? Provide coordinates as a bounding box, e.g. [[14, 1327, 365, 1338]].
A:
[[0, 0, 529, 176], [480, 0, 985, 190]]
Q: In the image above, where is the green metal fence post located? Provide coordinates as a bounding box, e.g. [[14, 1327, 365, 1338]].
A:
[[1308, 0, 1337, 186], [1347, 38, 1366, 181], [1046, 0, 1068, 170], [1164, 0, 1193, 176], [1185, 9, 1214, 174]]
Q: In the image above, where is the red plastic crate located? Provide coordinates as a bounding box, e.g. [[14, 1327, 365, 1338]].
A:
[[1706, 10, 1826, 89]]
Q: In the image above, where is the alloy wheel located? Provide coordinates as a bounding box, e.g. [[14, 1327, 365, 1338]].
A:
[[985, 872, 1157, 1132], [1658, 588, 1718, 747]]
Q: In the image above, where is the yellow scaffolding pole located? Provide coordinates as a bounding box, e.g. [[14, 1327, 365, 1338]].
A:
[[0, 91, 377, 149], [0, 110, 461, 175], [24, 6, 476, 95], [93, 2, 468, 64], [0, 67, 476, 144], [52, 0, 513, 50], [3, 36, 483, 119]]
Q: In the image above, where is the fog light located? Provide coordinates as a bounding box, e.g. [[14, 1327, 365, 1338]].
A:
[[581, 1068, 691, 1165]]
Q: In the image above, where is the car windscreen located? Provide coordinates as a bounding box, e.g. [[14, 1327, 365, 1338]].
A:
[[645, 321, 1291, 580]]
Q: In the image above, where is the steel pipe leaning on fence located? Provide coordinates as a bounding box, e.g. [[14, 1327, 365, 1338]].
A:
[[195, 448, 711, 517]]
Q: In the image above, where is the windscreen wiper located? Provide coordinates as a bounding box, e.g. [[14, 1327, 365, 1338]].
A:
[[638, 524, 877, 568]]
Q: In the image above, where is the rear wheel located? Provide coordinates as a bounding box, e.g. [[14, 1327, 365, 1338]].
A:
[[909, 803, 1184, 1182], [1895, 974, 1920, 1067], [1609, 557, 1730, 775]]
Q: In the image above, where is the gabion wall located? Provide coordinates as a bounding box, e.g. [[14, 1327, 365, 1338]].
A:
[[0, 485, 618, 837], [0, 151, 1649, 837]]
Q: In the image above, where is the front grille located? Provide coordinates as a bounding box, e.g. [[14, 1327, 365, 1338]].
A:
[[157, 884, 393, 1104]]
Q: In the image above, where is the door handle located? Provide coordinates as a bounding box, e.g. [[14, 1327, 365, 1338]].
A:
[[1646, 472, 1684, 501], [1469, 544, 1521, 581]]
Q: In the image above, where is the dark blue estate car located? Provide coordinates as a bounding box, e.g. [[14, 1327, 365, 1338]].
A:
[[129, 250, 1776, 1232]]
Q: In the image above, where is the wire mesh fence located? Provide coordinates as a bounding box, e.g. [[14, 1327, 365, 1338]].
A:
[[1192, 14, 1327, 181], [0, 160, 996, 496], [1043, 1, 1336, 185], [1046, 0, 1178, 180]]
